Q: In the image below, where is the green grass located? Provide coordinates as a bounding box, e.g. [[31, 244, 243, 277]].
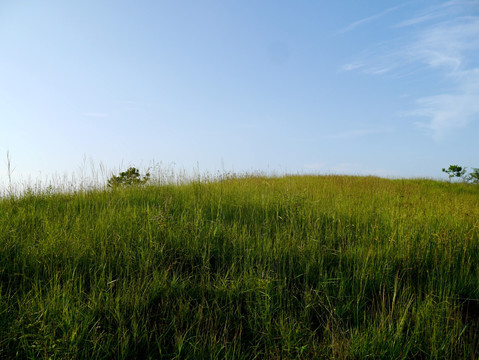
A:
[[1, 175, 478, 359]]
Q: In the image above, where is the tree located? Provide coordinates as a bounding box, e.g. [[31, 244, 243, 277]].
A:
[[107, 167, 150, 188], [467, 168, 479, 184], [442, 165, 467, 181]]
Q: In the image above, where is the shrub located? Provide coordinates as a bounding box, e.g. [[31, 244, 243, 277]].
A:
[[107, 167, 150, 188]]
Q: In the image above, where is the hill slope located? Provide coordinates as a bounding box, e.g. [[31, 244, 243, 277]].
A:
[[1, 175, 478, 359]]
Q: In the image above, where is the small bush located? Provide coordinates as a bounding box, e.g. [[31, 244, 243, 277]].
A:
[[107, 167, 150, 188]]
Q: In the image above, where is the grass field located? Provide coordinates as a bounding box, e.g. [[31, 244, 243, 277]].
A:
[[1, 175, 478, 359]]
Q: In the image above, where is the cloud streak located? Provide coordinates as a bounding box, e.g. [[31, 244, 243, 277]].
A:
[[338, 3, 407, 34], [342, 1, 479, 138], [410, 70, 479, 139], [328, 127, 393, 139], [405, 11, 479, 138]]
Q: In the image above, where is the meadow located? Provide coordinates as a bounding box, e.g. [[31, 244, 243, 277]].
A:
[[0, 174, 478, 359]]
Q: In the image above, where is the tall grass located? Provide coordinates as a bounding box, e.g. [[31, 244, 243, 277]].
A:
[[0, 175, 478, 359]]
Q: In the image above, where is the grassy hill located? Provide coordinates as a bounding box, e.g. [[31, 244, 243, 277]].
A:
[[1, 175, 478, 359]]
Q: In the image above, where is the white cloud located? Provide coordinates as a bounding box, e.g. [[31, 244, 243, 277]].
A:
[[328, 127, 393, 139], [338, 4, 407, 34], [341, 1, 479, 138], [395, 13, 443, 28], [407, 17, 479, 71], [406, 14, 479, 138], [409, 70, 479, 139], [365, 67, 392, 75], [393, 0, 462, 28], [340, 62, 364, 72]]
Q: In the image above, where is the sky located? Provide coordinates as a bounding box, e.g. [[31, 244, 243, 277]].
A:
[[1, 0, 478, 187]]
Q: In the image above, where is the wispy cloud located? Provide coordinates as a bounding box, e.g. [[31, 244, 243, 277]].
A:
[[328, 127, 393, 139], [393, 0, 458, 28], [395, 13, 443, 28], [338, 3, 407, 34], [408, 69, 479, 139], [340, 62, 394, 75], [83, 112, 109, 118], [405, 10, 479, 138], [342, 1, 479, 138], [340, 62, 364, 72]]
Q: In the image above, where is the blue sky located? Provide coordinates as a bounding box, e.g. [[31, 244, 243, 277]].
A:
[[1, 0, 478, 185]]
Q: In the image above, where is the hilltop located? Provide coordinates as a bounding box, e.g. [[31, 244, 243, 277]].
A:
[[1, 175, 478, 359]]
